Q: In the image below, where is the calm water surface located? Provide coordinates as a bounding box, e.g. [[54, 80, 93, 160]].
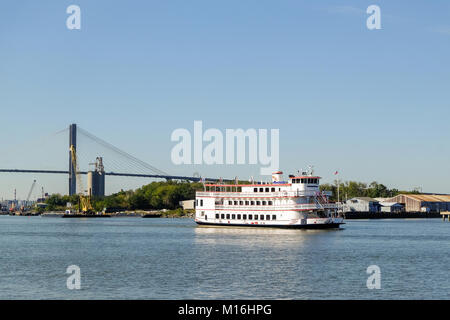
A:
[[0, 216, 449, 299]]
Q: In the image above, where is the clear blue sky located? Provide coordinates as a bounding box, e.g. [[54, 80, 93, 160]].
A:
[[1, 1, 450, 199]]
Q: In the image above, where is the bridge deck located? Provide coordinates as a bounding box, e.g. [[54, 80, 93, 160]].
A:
[[0, 169, 230, 182]]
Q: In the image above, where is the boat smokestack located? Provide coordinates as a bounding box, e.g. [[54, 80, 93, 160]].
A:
[[272, 171, 283, 183]]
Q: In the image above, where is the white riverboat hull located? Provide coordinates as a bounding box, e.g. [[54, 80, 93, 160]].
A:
[[195, 217, 345, 229], [195, 220, 344, 229]]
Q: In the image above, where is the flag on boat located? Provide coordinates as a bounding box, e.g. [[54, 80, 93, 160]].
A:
[[334, 170, 339, 175]]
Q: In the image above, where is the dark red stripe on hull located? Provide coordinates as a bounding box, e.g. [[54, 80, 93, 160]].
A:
[[195, 221, 344, 229]]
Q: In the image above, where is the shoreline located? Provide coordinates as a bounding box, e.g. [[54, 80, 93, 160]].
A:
[[343, 212, 442, 219], [2, 211, 444, 220]]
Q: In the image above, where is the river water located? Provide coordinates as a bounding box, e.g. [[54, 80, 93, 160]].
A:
[[0, 216, 449, 299]]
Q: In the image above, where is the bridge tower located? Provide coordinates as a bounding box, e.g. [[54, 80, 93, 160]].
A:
[[69, 124, 77, 195]]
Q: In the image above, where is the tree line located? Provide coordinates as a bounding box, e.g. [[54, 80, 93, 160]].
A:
[[43, 180, 420, 211], [44, 181, 204, 212], [320, 181, 420, 202]]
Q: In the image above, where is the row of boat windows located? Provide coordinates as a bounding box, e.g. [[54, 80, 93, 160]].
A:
[[254, 187, 280, 192], [215, 213, 277, 221], [227, 200, 273, 206], [198, 199, 274, 207], [292, 178, 319, 184]]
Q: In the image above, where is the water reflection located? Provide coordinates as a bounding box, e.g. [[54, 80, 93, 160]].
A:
[[194, 225, 340, 248]]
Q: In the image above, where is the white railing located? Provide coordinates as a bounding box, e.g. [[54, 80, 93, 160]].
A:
[[196, 190, 320, 198], [213, 203, 336, 210]]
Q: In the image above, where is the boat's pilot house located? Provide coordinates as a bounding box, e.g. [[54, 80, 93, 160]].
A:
[[289, 175, 320, 190], [290, 177, 320, 184]]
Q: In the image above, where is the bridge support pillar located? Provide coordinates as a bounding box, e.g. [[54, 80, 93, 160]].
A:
[[69, 124, 77, 195]]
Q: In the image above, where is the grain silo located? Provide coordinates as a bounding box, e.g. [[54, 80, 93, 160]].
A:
[[87, 157, 105, 197]]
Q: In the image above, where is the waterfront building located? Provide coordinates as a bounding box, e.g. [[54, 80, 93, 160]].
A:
[[386, 194, 450, 213], [180, 200, 195, 210], [379, 202, 404, 213], [343, 197, 380, 213]]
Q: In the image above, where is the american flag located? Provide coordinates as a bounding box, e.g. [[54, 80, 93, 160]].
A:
[[334, 170, 339, 175]]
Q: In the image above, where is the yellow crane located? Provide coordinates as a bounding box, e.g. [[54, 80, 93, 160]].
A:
[[69, 145, 94, 214]]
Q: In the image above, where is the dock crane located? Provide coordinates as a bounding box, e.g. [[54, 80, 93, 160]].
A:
[[69, 145, 94, 214], [26, 180, 37, 202], [20, 179, 37, 212]]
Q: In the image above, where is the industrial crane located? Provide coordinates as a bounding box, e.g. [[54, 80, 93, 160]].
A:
[[20, 179, 36, 212], [69, 145, 94, 214], [26, 180, 37, 202]]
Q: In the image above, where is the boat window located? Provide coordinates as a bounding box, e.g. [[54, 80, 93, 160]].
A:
[[200, 199, 203, 206], [301, 179, 305, 183], [251, 201, 255, 205], [221, 214, 225, 219], [265, 187, 269, 192], [260, 215, 264, 220], [232, 214, 236, 219], [249, 214, 253, 219], [226, 214, 230, 219], [259, 188, 264, 192], [237, 214, 241, 219], [215, 214, 219, 219], [256, 201, 261, 205], [262, 201, 266, 205], [272, 215, 276, 220], [253, 215, 257, 220], [239, 201, 243, 205], [266, 215, 271, 220], [271, 187, 275, 192], [245, 201, 249, 205], [254, 188, 258, 192], [268, 201, 273, 205], [243, 214, 247, 220], [234, 201, 238, 205]]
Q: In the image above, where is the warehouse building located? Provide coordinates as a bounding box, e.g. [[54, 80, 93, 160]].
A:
[[180, 200, 195, 210], [344, 197, 380, 213], [385, 194, 450, 213], [379, 202, 404, 213]]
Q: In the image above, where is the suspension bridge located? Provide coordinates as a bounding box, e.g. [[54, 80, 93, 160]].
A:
[[0, 124, 227, 196]]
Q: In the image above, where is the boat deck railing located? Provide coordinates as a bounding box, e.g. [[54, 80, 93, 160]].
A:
[[213, 203, 336, 211], [196, 190, 322, 198]]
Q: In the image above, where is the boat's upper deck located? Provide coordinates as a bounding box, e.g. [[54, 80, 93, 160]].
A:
[[196, 173, 327, 199]]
